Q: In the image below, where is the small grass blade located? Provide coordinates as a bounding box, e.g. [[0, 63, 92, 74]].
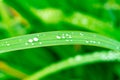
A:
[[0, 31, 120, 54], [23, 51, 120, 80]]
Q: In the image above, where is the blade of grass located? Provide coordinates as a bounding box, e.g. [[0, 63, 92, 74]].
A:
[[33, 8, 120, 40], [0, 31, 120, 54], [23, 51, 120, 80], [0, 61, 28, 79], [65, 12, 120, 40], [3, 0, 46, 32]]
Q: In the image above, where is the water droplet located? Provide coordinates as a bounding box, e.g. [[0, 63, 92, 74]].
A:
[[6, 44, 10, 46], [65, 34, 69, 36], [62, 36, 65, 39], [33, 37, 39, 41], [90, 40, 96, 44], [80, 33, 84, 36], [39, 42, 42, 44], [93, 41, 96, 43], [28, 39, 33, 43], [107, 51, 118, 60], [100, 54, 108, 60], [68, 35, 72, 38], [56, 35, 61, 39], [31, 43, 34, 45], [86, 40, 89, 43], [75, 55, 81, 61]]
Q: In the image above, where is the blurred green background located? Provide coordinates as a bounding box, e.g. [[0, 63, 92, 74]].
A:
[[0, 0, 120, 80]]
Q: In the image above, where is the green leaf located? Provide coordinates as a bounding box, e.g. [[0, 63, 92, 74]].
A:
[[0, 31, 120, 54], [23, 51, 120, 80]]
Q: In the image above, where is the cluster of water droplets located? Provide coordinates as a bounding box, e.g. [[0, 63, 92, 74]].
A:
[[56, 33, 73, 42], [68, 55, 82, 65], [92, 51, 120, 61], [85, 40, 101, 44], [4, 42, 10, 47], [79, 32, 101, 44], [66, 51, 120, 66], [100, 51, 120, 61], [0, 41, 11, 47], [38, 51, 120, 78], [26, 37, 42, 46]]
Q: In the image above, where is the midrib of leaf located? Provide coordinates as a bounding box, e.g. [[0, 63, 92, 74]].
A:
[[0, 31, 120, 54]]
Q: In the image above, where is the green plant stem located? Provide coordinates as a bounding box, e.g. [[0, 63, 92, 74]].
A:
[[23, 51, 120, 80], [0, 31, 120, 54]]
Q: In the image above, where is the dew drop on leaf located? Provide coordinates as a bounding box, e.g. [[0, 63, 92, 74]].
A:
[[33, 37, 39, 41], [62, 35, 65, 39], [39, 42, 42, 44], [56, 35, 61, 39], [28, 39, 33, 43], [75, 55, 81, 61], [6, 44, 10, 46], [80, 33, 84, 36], [85, 40, 89, 43], [31, 43, 34, 45], [97, 41, 101, 44]]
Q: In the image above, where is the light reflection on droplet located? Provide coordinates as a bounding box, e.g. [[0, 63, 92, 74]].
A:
[[65, 34, 69, 36], [6, 44, 10, 46], [92, 41, 96, 44], [31, 43, 34, 45], [62, 36, 65, 39], [75, 55, 81, 61], [33, 37, 39, 41], [86, 40, 89, 43], [68, 35, 72, 38], [80, 33, 84, 36], [28, 39, 33, 43], [39, 42, 42, 44], [56, 36, 61, 39]]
